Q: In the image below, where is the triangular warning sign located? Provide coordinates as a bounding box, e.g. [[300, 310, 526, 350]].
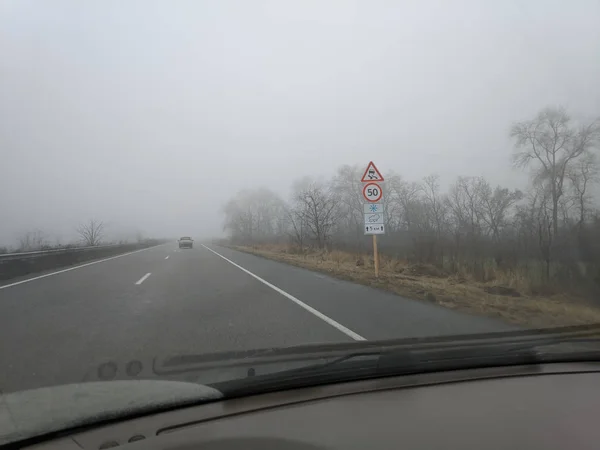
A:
[[360, 161, 384, 182]]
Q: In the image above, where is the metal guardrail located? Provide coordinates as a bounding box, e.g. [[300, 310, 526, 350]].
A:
[[0, 241, 165, 281], [0, 244, 122, 260]]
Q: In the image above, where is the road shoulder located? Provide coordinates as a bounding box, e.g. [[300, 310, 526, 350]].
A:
[[209, 245, 519, 340], [225, 245, 600, 329]]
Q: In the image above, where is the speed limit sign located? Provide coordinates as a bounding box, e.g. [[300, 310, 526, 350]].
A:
[[363, 182, 383, 202]]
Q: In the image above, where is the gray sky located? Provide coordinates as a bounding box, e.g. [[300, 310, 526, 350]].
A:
[[1, 0, 599, 245]]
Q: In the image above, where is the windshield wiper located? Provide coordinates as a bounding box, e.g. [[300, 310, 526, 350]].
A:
[[157, 324, 600, 376], [210, 336, 600, 397]]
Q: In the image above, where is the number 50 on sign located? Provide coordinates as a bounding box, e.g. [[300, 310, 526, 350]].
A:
[[363, 182, 383, 202]]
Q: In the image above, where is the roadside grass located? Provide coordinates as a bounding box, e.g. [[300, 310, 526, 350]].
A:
[[231, 244, 600, 328]]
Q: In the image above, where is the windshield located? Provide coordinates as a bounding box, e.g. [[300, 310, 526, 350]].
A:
[[1, 0, 600, 444]]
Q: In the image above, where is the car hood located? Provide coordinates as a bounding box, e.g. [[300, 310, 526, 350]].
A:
[[0, 380, 222, 446]]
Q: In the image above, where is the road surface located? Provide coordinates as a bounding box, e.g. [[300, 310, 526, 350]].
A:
[[0, 243, 515, 393]]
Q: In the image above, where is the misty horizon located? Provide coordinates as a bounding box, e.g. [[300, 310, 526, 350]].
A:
[[2, 0, 599, 247]]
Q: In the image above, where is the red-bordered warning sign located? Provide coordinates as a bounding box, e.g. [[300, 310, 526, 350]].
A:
[[363, 182, 383, 202], [361, 161, 384, 182]]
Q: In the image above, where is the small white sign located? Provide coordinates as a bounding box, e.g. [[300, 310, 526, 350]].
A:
[[364, 203, 384, 214], [364, 213, 384, 225], [365, 224, 385, 235]]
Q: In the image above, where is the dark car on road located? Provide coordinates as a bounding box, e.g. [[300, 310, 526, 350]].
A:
[[178, 237, 193, 249]]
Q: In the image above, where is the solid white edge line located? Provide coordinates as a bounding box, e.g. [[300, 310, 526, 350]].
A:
[[0, 245, 163, 290], [135, 272, 152, 285], [201, 244, 366, 341]]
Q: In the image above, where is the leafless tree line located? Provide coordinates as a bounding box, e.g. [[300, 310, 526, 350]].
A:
[[9, 219, 106, 253], [4, 220, 158, 255], [223, 107, 600, 293]]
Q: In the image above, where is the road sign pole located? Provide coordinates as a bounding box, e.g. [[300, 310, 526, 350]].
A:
[[361, 161, 385, 277], [373, 235, 379, 278]]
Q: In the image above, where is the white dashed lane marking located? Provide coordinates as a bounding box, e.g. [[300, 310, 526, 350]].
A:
[[135, 273, 152, 285]]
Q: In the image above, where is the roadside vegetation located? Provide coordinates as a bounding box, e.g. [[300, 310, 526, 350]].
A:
[[222, 106, 600, 328]]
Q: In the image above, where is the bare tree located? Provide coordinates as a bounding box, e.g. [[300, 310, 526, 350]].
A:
[[223, 193, 255, 242], [17, 229, 48, 251], [533, 186, 554, 280], [292, 181, 339, 249], [287, 205, 308, 248], [331, 165, 364, 220], [446, 177, 485, 237], [330, 165, 365, 247], [223, 188, 288, 244], [421, 174, 448, 238], [379, 172, 403, 233], [511, 106, 600, 235], [478, 181, 523, 242], [567, 153, 599, 229], [408, 174, 448, 264], [388, 178, 421, 230], [77, 219, 105, 246]]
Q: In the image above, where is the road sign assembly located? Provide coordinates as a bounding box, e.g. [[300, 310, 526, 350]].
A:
[[360, 162, 386, 278]]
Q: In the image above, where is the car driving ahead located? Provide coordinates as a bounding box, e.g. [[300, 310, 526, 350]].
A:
[[178, 237, 193, 249]]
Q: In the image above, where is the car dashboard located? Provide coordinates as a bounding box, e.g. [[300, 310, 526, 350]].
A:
[[25, 362, 600, 450]]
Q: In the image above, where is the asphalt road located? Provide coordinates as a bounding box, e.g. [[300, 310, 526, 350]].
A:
[[0, 243, 516, 393]]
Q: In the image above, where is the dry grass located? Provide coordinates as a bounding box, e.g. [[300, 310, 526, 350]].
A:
[[233, 243, 600, 328]]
